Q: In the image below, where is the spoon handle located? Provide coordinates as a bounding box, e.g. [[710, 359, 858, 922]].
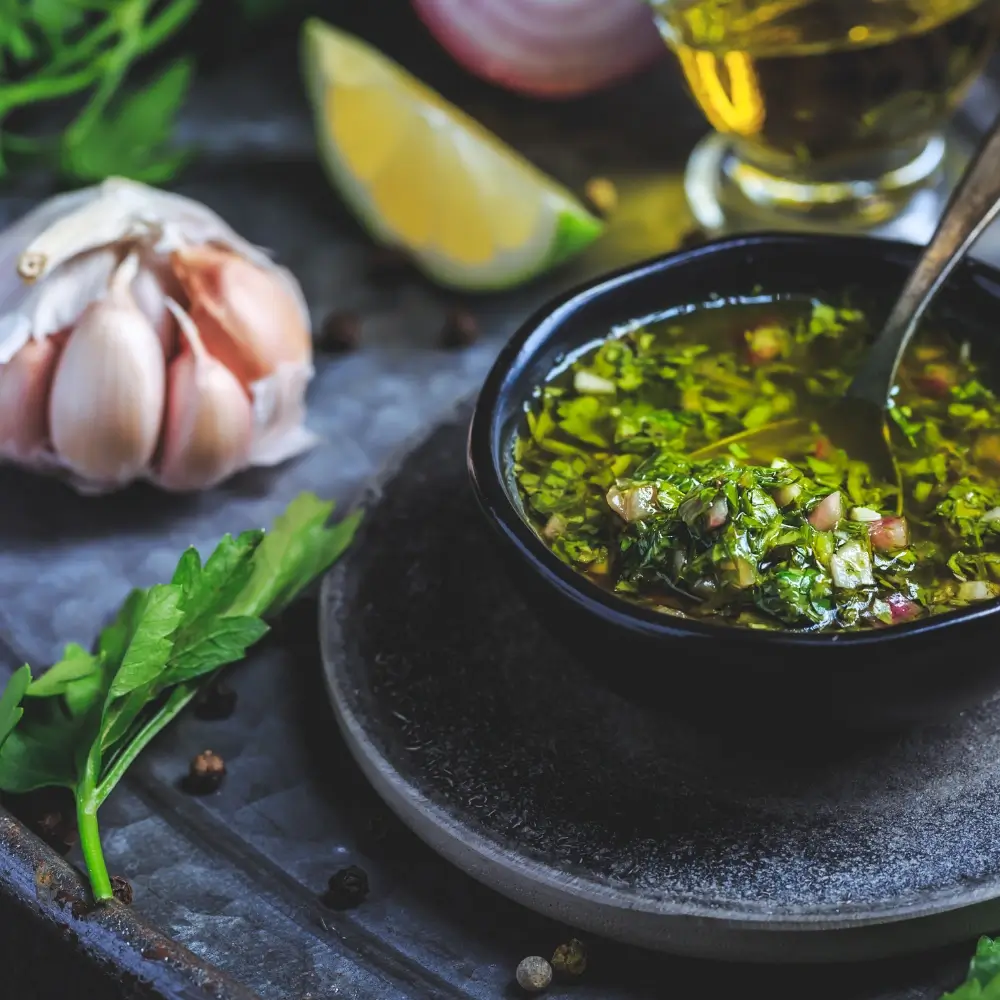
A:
[[848, 115, 1000, 405]]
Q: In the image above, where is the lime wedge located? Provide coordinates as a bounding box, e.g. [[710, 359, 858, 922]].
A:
[[300, 18, 603, 291]]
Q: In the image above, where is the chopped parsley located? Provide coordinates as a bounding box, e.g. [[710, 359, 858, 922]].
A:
[[514, 298, 1000, 631]]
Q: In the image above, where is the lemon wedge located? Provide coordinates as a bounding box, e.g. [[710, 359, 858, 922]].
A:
[[300, 19, 603, 291]]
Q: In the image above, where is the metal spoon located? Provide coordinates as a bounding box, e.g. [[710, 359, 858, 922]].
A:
[[693, 114, 1000, 504]]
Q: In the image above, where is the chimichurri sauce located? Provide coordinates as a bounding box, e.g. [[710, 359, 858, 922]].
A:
[[513, 298, 1000, 631]]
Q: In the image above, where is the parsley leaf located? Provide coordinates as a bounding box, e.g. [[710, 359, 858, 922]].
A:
[[229, 493, 364, 619], [0, 723, 79, 794], [61, 57, 194, 184], [968, 937, 1000, 989], [0, 492, 361, 901], [108, 585, 185, 697], [938, 938, 1000, 998], [25, 645, 99, 699], [0, 665, 30, 751]]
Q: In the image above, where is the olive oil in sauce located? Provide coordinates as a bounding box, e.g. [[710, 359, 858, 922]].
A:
[[514, 298, 1000, 631]]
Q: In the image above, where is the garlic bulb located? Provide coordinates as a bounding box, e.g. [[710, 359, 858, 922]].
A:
[[158, 299, 253, 492], [49, 254, 166, 486], [0, 177, 318, 494]]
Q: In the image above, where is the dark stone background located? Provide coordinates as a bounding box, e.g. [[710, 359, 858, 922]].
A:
[[2, 2, 1000, 997]]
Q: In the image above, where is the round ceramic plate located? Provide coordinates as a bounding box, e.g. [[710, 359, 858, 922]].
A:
[[319, 405, 1000, 963]]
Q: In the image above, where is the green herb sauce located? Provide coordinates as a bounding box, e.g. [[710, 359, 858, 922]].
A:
[[513, 298, 1000, 631]]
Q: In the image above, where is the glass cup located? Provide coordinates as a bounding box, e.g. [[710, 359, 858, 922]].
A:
[[649, 0, 1000, 236]]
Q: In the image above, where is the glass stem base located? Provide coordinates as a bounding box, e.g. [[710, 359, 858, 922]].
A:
[[685, 131, 957, 243]]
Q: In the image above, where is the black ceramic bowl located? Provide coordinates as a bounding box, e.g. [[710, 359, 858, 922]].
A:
[[468, 233, 1000, 732]]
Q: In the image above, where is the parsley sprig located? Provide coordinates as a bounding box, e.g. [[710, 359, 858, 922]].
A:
[[0, 491, 361, 901], [0, 0, 199, 182], [0, 0, 293, 183]]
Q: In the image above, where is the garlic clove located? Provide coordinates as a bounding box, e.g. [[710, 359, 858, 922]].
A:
[[0, 333, 63, 459], [49, 254, 166, 485], [170, 244, 312, 386], [157, 298, 253, 491], [130, 249, 181, 358]]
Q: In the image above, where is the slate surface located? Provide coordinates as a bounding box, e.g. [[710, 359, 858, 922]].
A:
[[2, 2, 1000, 998]]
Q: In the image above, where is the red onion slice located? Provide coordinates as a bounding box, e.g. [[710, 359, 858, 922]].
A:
[[412, 0, 665, 98]]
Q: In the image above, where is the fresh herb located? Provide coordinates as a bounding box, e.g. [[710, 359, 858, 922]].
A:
[[0, 0, 295, 184], [515, 298, 1000, 630], [941, 938, 1000, 998], [0, 492, 361, 902], [0, 664, 29, 751], [0, 0, 198, 182]]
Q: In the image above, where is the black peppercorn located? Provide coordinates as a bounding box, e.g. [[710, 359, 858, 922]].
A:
[[183, 750, 226, 795], [193, 680, 237, 721], [440, 308, 480, 349], [111, 875, 134, 906], [317, 310, 362, 354], [322, 865, 370, 909]]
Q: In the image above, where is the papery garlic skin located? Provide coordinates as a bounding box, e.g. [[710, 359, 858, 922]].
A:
[[0, 334, 62, 459], [49, 256, 166, 485], [171, 244, 312, 386], [158, 300, 253, 492], [0, 248, 119, 364], [249, 363, 319, 465], [0, 177, 317, 494]]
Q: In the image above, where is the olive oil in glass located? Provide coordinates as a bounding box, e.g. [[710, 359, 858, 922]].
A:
[[650, 0, 1000, 232]]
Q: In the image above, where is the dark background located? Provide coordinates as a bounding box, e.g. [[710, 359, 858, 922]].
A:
[[0, 2, 999, 998]]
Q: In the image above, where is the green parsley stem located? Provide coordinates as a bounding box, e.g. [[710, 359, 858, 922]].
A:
[[0, 66, 104, 118], [77, 743, 113, 903], [138, 0, 201, 54], [0, 0, 196, 123], [45, 29, 117, 78], [95, 685, 197, 808]]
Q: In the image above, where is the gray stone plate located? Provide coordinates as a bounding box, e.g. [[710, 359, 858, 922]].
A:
[[320, 406, 1000, 964]]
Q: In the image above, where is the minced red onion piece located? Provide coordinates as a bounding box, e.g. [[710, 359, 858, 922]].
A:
[[411, 0, 665, 98], [773, 482, 801, 507], [808, 491, 843, 531], [869, 516, 910, 552], [914, 363, 956, 398], [745, 325, 783, 365], [606, 483, 658, 523], [887, 593, 921, 622], [705, 496, 729, 530]]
